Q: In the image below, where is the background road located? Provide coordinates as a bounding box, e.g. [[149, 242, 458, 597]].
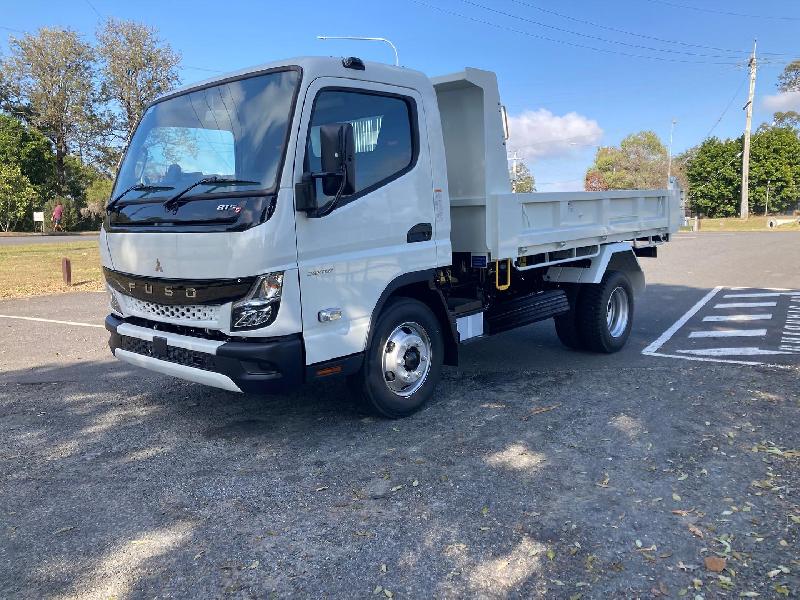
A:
[[0, 234, 100, 246], [1, 232, 798, 598]]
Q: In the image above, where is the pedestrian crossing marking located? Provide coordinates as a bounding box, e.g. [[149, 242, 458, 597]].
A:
[[702, 314, 772, 322], [714, 302, 777, 308], [676, 347, 793, 357], [643, 286, 800, 366], [689, 329, 767, 338]]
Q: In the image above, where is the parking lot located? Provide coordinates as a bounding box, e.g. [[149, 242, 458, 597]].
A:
[[1, 232, 798, 598]]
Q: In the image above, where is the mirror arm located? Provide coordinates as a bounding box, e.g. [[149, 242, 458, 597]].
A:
[[311, 169, 347, 218]]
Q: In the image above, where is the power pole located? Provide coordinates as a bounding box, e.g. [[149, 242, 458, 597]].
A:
[[740, 40, 757, 220], [509, 150, 520, 192]]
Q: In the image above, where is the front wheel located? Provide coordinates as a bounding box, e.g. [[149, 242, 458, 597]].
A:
[[349, 298, 444, 418], [575, 271, 634, 353]]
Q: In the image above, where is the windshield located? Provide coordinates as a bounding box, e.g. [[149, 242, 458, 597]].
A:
[[114, 69, 300, 202]]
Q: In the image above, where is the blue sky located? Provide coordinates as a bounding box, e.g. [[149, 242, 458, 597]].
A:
[[2, 0, 799, 191]]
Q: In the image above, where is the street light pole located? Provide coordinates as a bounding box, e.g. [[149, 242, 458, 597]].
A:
[[765, 179, 770, 216], [316, 36, 400, 66], [667, 118, 677, 187]]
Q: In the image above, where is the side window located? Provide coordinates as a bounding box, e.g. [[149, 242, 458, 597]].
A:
[[305, 90, 414, 200]]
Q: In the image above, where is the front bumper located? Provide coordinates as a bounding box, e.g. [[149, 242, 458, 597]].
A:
[[105, 315, 304, 394]]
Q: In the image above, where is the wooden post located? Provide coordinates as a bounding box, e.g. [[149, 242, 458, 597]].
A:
[[62, 257, 72, 286]]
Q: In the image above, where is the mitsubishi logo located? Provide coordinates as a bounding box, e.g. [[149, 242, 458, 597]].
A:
[[155, 259, 163, 273]]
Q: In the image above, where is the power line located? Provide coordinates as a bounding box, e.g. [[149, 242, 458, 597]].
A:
[[183, 65, 224, 73], [643, 0, 800, 22], [83, 0, 103, 19], [409, 0, 742, 65], [506, 0, 790, 56], [705, 74, 748, 139], [459, 0, 744, 60]]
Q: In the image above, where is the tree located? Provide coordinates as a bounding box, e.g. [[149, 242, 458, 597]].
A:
[[584, 131, 668, 190], [773, 60, 800, 129], [82, 175, 113, 226], [96, 17, 181, 163], [510, 161, 535, 192], [684, 127, 800, 217], [749, 126, 800, 214], [684, 137, 741, 217], [584, 169, 608, 191], [3, 28, 98, 192], [0, 114, 56, 204], [0, 164, 37, 231]]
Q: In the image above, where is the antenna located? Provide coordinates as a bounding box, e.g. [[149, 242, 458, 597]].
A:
[[316, 36, 399, 66]]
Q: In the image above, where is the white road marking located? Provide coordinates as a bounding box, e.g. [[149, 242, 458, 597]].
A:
[[676, 347, 793, 357], [713, 301, 777, 308], [702, 314, 772, 322], [0, 314, 104, 329], [689, 329, 767, 338], [644, 350, 786, 367], [642, 287, 722, 354], [724, 292, 800, 298], [729, 287, 791, 291]]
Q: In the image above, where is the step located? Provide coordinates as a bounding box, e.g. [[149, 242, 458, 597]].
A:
[[485, 289, 569, 335]]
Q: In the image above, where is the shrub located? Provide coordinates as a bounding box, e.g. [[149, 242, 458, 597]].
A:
[[0, 164, 37, 232], [43, 196, 79, 232]]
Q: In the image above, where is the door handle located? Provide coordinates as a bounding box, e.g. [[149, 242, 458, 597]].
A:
[[407, 223, 432, 243]]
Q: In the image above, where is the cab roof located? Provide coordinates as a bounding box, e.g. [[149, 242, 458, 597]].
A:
[[159, 56, 434, 102]]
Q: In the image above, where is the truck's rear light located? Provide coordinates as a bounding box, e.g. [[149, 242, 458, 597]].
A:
[[230, 272, 283, 330]]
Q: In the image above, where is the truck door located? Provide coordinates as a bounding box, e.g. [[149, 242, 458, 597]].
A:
[[292, 78, 436, 366]]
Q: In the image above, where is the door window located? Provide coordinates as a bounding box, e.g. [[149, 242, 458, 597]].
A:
[[305, 90, 415, 201]]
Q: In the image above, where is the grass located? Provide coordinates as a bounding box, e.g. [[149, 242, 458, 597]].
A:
[[0, 242, 104, 299], [692, 215, 800, 232]]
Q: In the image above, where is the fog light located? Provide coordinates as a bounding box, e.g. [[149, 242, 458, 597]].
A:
[[231, 272, 283, 330]]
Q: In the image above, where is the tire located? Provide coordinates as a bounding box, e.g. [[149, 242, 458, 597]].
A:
[[554, 311, 585, 350], [554, 284, 586, 350], [349, 297, 444, 418], [575, 271, 634, 353]]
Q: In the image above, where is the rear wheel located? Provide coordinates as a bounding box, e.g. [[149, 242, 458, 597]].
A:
[[554, 311, 585, 350], [349, 298, 443, 418], [554, 284, 586, 350], [576, 270, 634, 353]]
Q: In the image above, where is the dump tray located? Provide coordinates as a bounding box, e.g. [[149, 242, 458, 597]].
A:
[[451, 187, 682, 260]]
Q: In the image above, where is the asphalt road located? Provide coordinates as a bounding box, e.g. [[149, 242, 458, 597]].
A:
[[0, 234, 99, 246], [0, 232, 798, 599]]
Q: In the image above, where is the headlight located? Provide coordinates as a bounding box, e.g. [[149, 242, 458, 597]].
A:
[[231, 272, 283, 330]]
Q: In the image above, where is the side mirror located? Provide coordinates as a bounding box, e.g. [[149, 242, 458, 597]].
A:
[[319, 122, 356, 197]]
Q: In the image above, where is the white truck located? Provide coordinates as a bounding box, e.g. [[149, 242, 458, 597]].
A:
[[102, 56, 680, 417]]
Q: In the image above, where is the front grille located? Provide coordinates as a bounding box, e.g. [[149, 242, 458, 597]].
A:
[[119, 335, 216, 371], [122, 296, 221, 323]]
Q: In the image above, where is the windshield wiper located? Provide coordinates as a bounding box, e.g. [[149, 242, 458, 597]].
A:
[[107, 184, 175, 213], [163, 176, 261, 212]]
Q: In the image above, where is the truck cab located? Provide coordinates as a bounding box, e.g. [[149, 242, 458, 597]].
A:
[[102, 56, 680, 417]]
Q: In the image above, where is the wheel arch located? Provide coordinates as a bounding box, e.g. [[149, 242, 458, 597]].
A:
[[366, 270, 459, 366], [607, 250, 645, 295], [545, 243, 645, 296]]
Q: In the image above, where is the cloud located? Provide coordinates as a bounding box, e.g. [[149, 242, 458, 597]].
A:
[[762, 90, 800, 112], [507, 109, 603, 160], [537, 179, 586, 193]]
